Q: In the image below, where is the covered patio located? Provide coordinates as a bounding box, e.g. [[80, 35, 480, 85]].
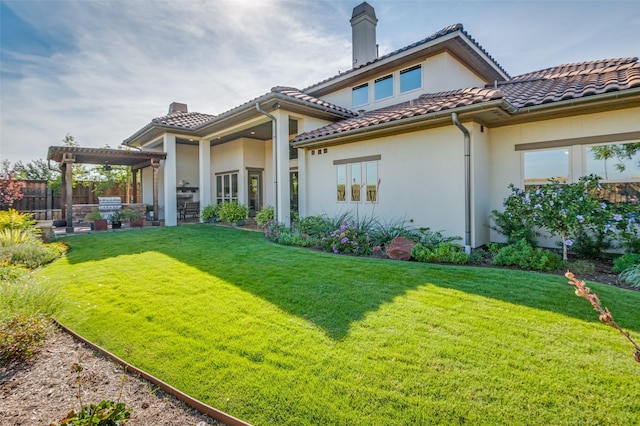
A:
[[47, 146, 167, 233]]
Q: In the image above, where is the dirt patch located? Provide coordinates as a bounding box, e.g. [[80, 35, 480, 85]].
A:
[[0, 326, 228, 426]]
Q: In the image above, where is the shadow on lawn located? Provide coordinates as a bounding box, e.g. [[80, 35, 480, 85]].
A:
[[59, 225, 640, 338]]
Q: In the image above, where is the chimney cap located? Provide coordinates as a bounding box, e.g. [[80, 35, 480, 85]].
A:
[[168, 102, 188, 114], [351, 2, 377, 22]]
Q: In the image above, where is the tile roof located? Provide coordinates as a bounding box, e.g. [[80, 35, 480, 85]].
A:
[[271, 86, 355, 117], [293, 87, 502, 143], [293, 58, 640, 144], [303, 23, 509, 92], [497, 57, 640, 108], [151, 111, 216, 129]]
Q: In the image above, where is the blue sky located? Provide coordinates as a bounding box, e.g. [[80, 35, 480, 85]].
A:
[[1, 0, 639, 165]]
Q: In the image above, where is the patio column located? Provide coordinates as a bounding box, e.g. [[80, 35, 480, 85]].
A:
[[131, 169, 138, 204], [297, 147, 307, 217], [62, 153, 74, 233], [151, 159, 160, 224], [163, 134, 177, 226], [199, 139, 211, 218], [273, 109, 291, 227]]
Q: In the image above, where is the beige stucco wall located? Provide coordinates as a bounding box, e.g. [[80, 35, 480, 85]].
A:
[[304, 126, 467, 241], [488, 106, 640, 242], [320, 52, 487, 111], [470, 122, 492, 247]]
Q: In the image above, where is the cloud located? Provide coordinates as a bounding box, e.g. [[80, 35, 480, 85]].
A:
[[0, 0, 352, 163]]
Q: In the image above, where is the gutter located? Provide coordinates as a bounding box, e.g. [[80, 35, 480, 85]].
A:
[[451, 112, 472, 254], [255, 103, 279, 222]]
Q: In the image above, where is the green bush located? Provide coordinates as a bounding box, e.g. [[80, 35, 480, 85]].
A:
[[0, 209, 37, 231], [468, 248, 491, 265], [217, 202, 248, 224], [0, 266, 61, 321], [411, 242, 469, 265], [619, 264, 640, 288], [201, 204, 221, 222], [492, 239, 563, 272], [613, 253, 640, 274], [565, 259, 596, 275], [255, 206, 274, 228], [367, 218, 420, 248], [0, 314, 50, 366], [0, 232, 67, 269], [416, 228, 461, 249], [321, 220, 373, 256]]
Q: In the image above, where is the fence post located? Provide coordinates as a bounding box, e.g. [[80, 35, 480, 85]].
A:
[[46, 187, 52, 220]]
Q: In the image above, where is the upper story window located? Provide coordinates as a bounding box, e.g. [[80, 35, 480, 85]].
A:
[[352, 83, 369, 107], [523, 148, 569, 187], [374, 75, 393, 101], [400, 65, 422, 93]]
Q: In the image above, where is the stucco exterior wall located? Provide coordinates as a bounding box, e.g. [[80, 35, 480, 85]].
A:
[[305, 126, 467, 240], [320, 52, 487, 111], [470, 122, 492, 247], [176, 143, 199, 195]]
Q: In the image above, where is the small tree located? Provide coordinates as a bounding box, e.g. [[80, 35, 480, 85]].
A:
[[0, 160, 25, 209]]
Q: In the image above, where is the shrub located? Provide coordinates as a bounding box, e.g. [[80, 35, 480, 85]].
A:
[[416, 228, 461, 249], [0, 266, 61, 321], [217, 202, 248, 224], [201, 204, 221, 222], [0, 233, 67, 269], [468, 248, 491, 265], [321, 220, 372, 256], [368, 218, 420, 248], [58, 399, 131, 426], [0, 314, 50, 366], [255, 206, 274, 228], [85, 209, 104, 221], [613, 253, 640, 274], [0, 208, 36, 231], [565, 259, 596, 275], [619, 264, 640, 288], [490, 207, 538, 245], [296, 215, 336, 239], [411, 242, 469, 265], [492, 239, 563, 272]]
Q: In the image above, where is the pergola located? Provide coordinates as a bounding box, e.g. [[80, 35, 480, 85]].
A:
[[47, 146, 167, 233]]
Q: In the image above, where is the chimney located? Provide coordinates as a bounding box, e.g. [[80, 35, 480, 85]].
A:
[[350, 2, 377, 68], [168, 102, 188, 114]]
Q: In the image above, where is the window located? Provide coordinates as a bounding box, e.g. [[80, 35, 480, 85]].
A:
[[216, 172, 238, 204], [523, 148, 569, 187], [374, 75, 393, 101], [366, 162, 378, 202], [334, 155, 381, 203], [337, 165, 346, 202], [352, 83, 368, 107], [351, 163, 362, 202], [586, 142, 640, 203], [400, 65, 421, 93]]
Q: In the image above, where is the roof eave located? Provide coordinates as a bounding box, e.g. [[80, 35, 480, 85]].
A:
[[292, 99, 510, 148], [305, 30, 509, 97]]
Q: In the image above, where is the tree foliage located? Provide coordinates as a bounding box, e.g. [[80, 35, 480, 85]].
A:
[[0, 160, 25, 208]]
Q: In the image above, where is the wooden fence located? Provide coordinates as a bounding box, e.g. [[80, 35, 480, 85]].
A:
[[8, 180, 139, 220]]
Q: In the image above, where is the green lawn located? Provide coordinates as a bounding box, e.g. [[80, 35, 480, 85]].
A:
[[43, 225, 640, 425]]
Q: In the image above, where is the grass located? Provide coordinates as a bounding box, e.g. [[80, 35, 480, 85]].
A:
[[43, 225, 640, 425]]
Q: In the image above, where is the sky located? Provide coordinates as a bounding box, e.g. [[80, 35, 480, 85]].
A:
[[1, 0, 639, 166]]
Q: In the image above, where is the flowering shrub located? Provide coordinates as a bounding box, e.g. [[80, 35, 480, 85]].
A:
[[493, 175, 639, 260], [321, 221, 372, 256]]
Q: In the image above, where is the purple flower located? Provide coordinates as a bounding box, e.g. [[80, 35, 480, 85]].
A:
[[341, 237, 348, 244], [333, 249, 338, 254], [564, 239, 573, 247], [613, 214, 623, 222], [601, 202, 607, 209], [576, 215, 585, 223], [534, 204, 542, 210], [549, 200, 554, 206]]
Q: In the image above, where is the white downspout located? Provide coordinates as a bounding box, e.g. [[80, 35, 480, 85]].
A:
[[452, 112, 471, 254], [255, 103, 278, 222]]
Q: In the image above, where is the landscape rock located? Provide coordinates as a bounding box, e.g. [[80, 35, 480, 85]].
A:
[[386, 236, 416, 261]]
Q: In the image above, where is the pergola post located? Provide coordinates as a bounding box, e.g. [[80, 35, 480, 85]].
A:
[[132, 169, 138, 204], [151, 159, 160, 225], [63, 153, 74, 233]]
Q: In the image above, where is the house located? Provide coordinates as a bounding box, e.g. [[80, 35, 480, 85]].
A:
[[123, 2, 640, 250]]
